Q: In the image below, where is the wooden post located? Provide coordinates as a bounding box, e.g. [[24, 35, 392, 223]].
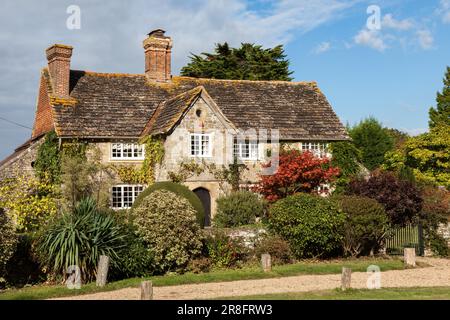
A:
[[141, 281, 153, 300], [261, 254, 272, 272], [404, 248, 416, 267], [341, 267, 352, 291], [96, 255, 110, 287]]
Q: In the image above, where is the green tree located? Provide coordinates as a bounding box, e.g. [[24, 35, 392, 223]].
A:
[[429, 66, 450, 128], [181, 42, 293, 81], [349, 117, 394, 170], [329, 141, 363, 193]]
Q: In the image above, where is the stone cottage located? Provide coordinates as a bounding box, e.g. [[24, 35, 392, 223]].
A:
[[0, 29, 349, 225]]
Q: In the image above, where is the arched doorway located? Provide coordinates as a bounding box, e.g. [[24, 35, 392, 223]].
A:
[[193, 187, 211, 227]]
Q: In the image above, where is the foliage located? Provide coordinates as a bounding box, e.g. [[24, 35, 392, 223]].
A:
[[332, 195, 390, 257], [214, 191, 266, 227], [255, 149, 340, 202], [419, 185, 450, 256], [267, 193, 346, 258], [132, 190, 203, 273], [187, 257, 212, 274], [132, 181, 205, 227], [36, 198, 128, 282], [384, 128, 410, 150], [346, 171, 423, 226], [429, 66, 450, 128], [181, 42, 293, 81], [206, 157, 249, 192], [33, 131, 61, 184], [3, 233, 45, 288], [0, 175, 58, 232], [205, 230, 249, 268], [329, 141, 364, 193], [140, 135, 165, 184], [168, 161, 205, 183], [253, 234, 293, 265], [0, 208, 18, 278], [348, 117, 394, 170], [60, 143, 115, 209]]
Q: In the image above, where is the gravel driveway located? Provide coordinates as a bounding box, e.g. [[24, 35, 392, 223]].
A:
[[52, 257, 450, 300]]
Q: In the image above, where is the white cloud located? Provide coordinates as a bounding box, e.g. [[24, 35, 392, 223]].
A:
[[312, 41, 331, 54], [403, 128, 428, 136], [438, 0, 450, 23], [416, 30, 434, 50], [381, 14, 414, 30], [354, 29, 387, 51]]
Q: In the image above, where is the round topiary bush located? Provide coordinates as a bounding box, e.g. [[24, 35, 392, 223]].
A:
[[214, 191, 266, 227], [132, 190, 203, 272], [0, 208, 18, 279], [132, 182, 205, 227], [268, 193, 345, 259], [332, 195, 389, 257]]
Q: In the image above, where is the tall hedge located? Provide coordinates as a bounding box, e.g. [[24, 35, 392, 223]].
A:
[[268, 193, 345, 258], [0, 208, 17, 278], [132, 182, 205, 227]]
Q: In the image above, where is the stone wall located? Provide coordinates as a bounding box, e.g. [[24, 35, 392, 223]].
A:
[[0, 138, 43, 181]]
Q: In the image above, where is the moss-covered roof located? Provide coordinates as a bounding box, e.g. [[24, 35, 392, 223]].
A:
[[51, 70, 349, 140]]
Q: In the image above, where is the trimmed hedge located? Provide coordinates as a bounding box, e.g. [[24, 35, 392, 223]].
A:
[[132, 182, 205, 227], [268, 193, 346, 259], [214, 191, 265, 227]]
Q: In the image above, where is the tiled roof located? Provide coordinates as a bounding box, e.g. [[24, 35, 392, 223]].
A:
[[51, 70, 349, 140]]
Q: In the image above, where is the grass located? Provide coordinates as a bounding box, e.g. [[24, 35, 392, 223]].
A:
[[218, 287, 450, 300], [0, 257, 409, 300]]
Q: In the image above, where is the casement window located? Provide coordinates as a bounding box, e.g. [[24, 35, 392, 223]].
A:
[[233, 138, 259, 160], [111, 143, 145, 160], [111, 185, 144, 209], [301, 141, 328, 158], [190, 133, 212, 157]]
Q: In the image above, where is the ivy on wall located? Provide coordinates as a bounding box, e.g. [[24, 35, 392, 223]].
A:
[[112, 136, 165, 185], [33, 131, 61, 184]]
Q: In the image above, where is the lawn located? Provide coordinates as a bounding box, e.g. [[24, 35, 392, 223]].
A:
[[218, 286, 450, 300], [0, 257, 407, 300]]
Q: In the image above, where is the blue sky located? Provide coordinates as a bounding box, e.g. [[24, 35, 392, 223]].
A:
[[0, 0, 449, 160]]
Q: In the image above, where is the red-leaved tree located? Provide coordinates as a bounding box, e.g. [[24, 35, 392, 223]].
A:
[[255, 150, 340, 202]]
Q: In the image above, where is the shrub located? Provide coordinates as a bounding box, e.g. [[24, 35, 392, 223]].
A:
[[0, 208, 18, 279], [346, 171, 423, 226], [214, 191, 266, 227], [3, 233, 45, 288], [205, 230, 249, 268], [187, 257, 212, 274], [332, 195, 390, 257], [268, 193, 345, 259], [419, 185, 450, 256], [36, 198, 128, 282], [254, 149, 340, 202], [253, 234, 292, 265], [132, 190, 203, 273], [132, 181, 205, 227]]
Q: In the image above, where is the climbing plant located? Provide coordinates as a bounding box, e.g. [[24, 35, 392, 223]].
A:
[[34, 130, 61, 184], [112, 136, 165, 185]]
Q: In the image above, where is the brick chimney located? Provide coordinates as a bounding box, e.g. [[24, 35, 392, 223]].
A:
[[143, 29, 172, 82], [45, 44, 73, 97]]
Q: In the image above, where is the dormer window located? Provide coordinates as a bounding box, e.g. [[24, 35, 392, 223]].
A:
[[233, 138, 258, 160], [111, 143, 145, 160]]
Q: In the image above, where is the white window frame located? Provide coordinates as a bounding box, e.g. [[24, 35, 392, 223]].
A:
[[301, 141, 329, 158], [110, 143, 145, 160], [233, 138, 259, 161], [111, 184, 145, 209], [189, 133, 212, 158]]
